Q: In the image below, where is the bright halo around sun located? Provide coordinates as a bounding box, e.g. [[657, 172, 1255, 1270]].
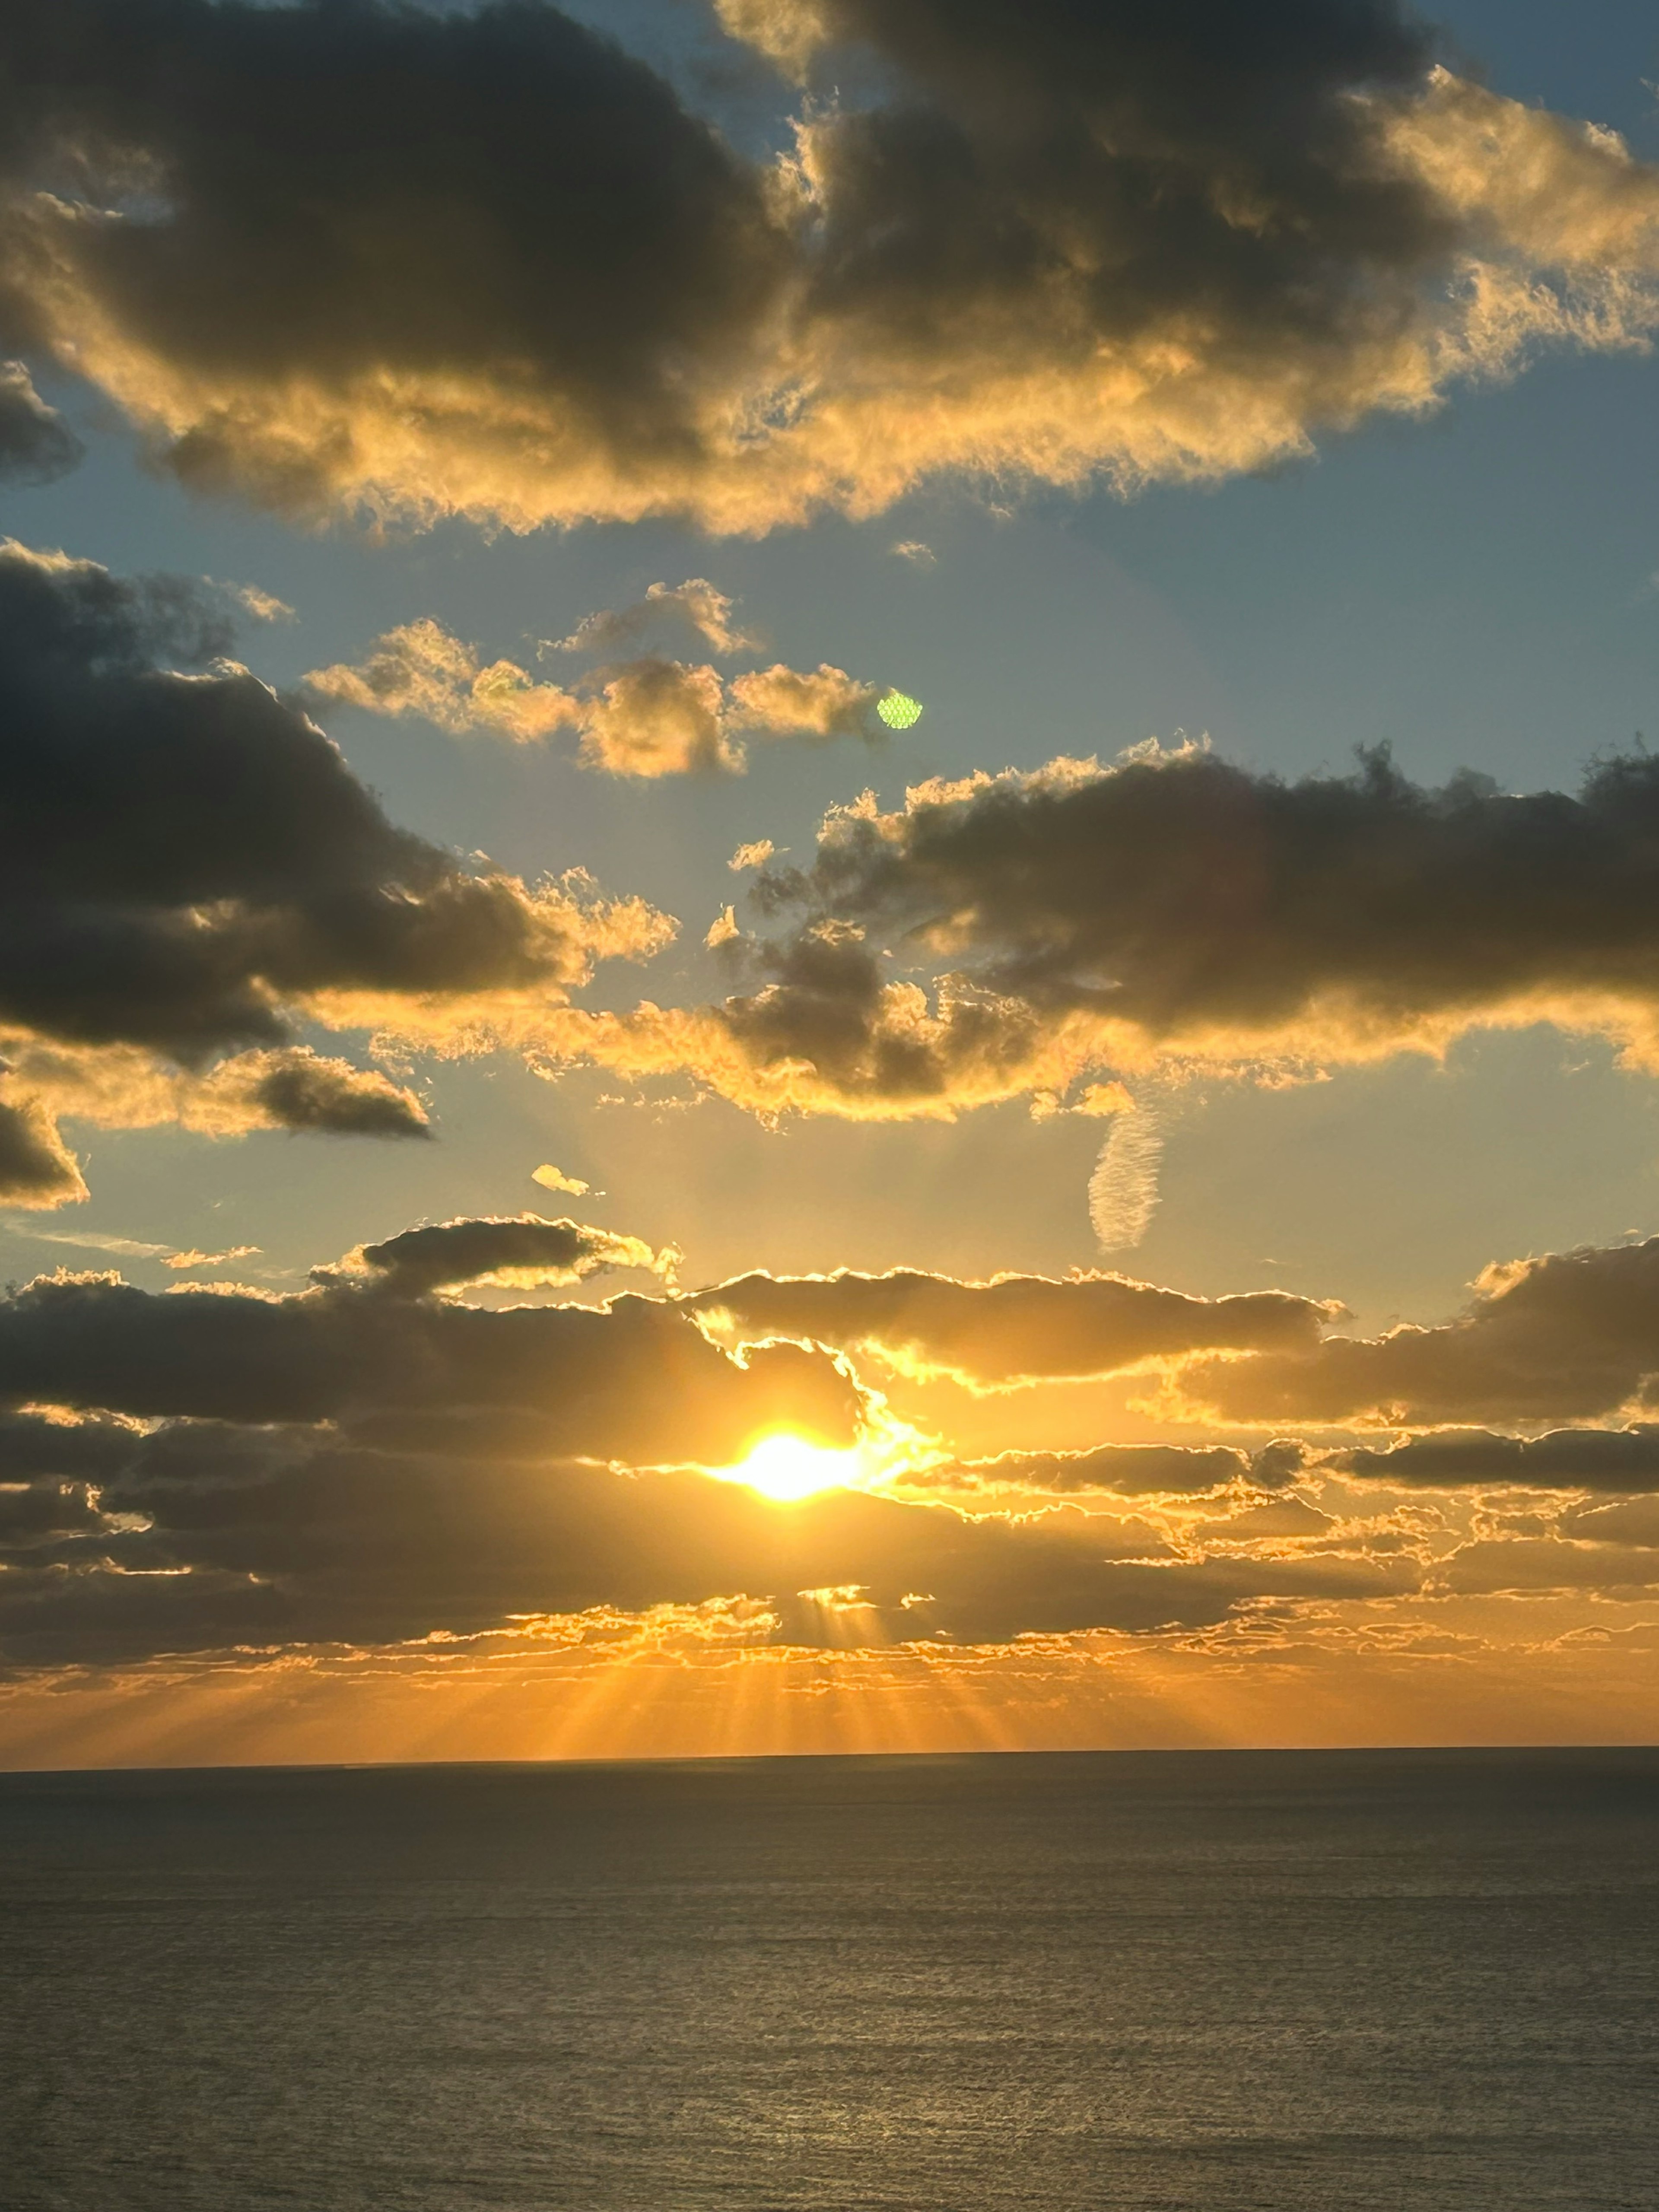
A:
[[722, 1431, 861, 1504]]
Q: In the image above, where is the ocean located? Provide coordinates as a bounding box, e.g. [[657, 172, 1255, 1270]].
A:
[[2, 1748, 1656, 2210]]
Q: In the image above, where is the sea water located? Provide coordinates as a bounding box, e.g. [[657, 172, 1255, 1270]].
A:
[[2, 1749, 1656, 2210]]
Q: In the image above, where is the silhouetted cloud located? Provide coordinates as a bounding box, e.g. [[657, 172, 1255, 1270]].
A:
[[563, 746, 1659, 1113], [687, 1264, 1329, 1382], [0, 361, 82, 482], [1192, 1233, 1659, 1426], [3, 1, 1657, 529], [0, 539, 667, 1198], [337, 1214, 671, 1299], [1334, 1424, 1659, 1492], [0, 1096, 86, 1208]]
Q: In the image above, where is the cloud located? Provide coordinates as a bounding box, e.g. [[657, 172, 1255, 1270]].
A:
[[552, 580, 755, 657], [311, 617, 886, 775], [1088, 1102, 1163, 1252], [0, 538, 667, 1197], [1334, 1424, 1659, 1493], [574, 657, 738, 776], [925, 1443, 1265, 1498], [560, 745, 1659, 1115], [334, 1213, 671, 1298], [304, 618, 581, 744], [728, 663, 881, 741], [1190, 1233, 1659, 1427], [4, 3, 1659, 531], [0, 1242, 862, 1452], [531, 1163, 589, 1198], [0, 1097, 86, 1208], [0, 361, 83, 483], [686, 1264, 1328, 1384]]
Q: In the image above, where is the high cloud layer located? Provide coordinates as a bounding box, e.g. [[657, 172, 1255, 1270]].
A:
[[2, 1, 1658, 529], [0, 539, 668, 1199], [552, 746, 1659, 1116]]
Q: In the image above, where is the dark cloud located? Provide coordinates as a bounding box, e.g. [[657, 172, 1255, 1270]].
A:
[[248, 1053, 430, 1140], [0, 0, 789, 524], [0, 1096, 86, 1207], [0, 1252, 861, 1453], [0, 360, 82, 482], [0, 539, 665, 1193], [345, 1214, 668, 1298], [0, 0, 1653, 528], [690, 1265, 1328, 1381], [594, 745, 1659, 1114], [930, 1442, 1293, 1497], [0, 1424, 1404, 1668], [1334, 1424, 1659, 1494], [1192, 1234, 1659, 1427]]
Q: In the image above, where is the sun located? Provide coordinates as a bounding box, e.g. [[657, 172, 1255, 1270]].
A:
[[721, 1431, 859, 1504]]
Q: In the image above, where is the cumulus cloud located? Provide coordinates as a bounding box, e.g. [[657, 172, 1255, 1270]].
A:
[[551, 580, 755, 658], [0, 1240, 861, 1450], [3, 2, 1659, 531], [557, 745, 1659, 1116], [304, 618, 582, 744], [0, 360, 82, 483], [332, 1214, 672, 1299], [0, 539, 667, 1197], [1190, 1233, 1659, 1427], [309, 617, 883, 775], [686, 1264, 1328, 1384], [0, 1096, 86, 1208]]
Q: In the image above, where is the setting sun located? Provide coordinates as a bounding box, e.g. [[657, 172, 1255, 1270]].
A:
[[721, 1432, 860, 1504]]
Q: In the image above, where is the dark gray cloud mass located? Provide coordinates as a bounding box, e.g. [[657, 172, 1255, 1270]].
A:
[[0, 539, 665, 1190], [0, 360, 83, 482], [0, 1411, 1398, 1668], [0, 540, 617, 1058], [1335, 1426, 1659, 1493], [1192, 1234, 1659, 1426], [0, 0, 1649, 527], [618, 746, 1659, 1116]]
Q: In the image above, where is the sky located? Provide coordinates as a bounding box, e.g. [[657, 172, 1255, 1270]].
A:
[[6, 0, 1659, 1764]]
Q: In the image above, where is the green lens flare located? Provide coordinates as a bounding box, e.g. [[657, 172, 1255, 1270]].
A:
[[877, 690, 924, 731]]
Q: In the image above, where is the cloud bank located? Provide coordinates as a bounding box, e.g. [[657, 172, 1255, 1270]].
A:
[[2, 1, 1657, 530], [553, 746, 1659, 1116], [0, 540, 668, 1199]]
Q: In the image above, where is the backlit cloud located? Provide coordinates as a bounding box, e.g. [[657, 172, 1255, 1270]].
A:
[[0, 539, 668, 1198], [2, 3, 1658, 531], [310, 617, 884, 775], [555, 745, 1659, 1115], [1189, 1233, 1659, 1427]]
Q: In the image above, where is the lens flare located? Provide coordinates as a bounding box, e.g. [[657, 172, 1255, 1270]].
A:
[[877, 690, 924, 731], [722, 1431, 858, 1503]]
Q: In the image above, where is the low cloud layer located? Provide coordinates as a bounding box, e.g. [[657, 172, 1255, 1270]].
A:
[[4, 1218, 1659, 1672], [689, 1265, 1328, 1383], [1, 2, 1657, 530], [1189, 1233, 1659, 1427], [556, 746, 1659, 1115], [0, 540, 667, 1199]]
